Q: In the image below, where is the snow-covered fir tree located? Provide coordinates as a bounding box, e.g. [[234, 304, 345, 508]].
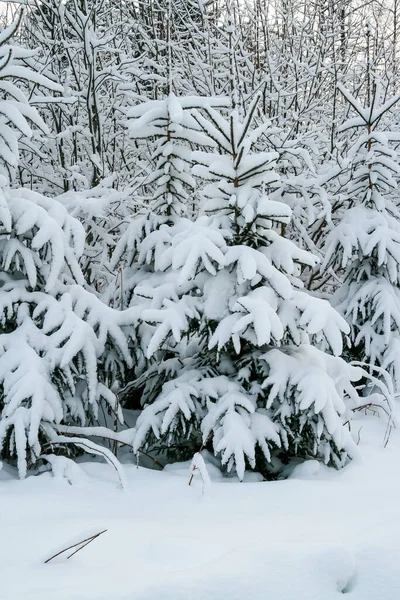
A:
[[0, 181, 133, 477], [109, 91, 228, 393], [126, 92, 217, 218], [323, 81, 400, 394], [114, 98, 362, 480]]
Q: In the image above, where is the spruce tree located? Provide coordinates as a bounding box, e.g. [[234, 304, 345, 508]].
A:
[[323, 80, 400, 394], [115, 98, 362, 479]]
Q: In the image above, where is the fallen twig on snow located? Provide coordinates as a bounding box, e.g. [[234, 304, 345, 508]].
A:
[[44, 530, 107, 564]]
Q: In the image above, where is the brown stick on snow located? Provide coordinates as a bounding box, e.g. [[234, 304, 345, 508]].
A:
[[44, 530, 107, 564]]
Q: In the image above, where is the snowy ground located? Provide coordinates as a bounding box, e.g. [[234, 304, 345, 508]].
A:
[[2, 415, 400, 600]]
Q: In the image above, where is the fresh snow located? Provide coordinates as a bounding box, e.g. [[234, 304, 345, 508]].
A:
[[1, 415, 400, 600]]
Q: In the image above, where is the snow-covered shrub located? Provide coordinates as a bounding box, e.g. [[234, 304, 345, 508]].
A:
[[115, 98, 361, 480]]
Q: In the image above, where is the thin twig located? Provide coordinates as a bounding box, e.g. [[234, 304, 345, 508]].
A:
[[45, 530, 107, 564], [352, 402, 391, 419], [113, 393, 119, 458], [357, 426, 363, 446]]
